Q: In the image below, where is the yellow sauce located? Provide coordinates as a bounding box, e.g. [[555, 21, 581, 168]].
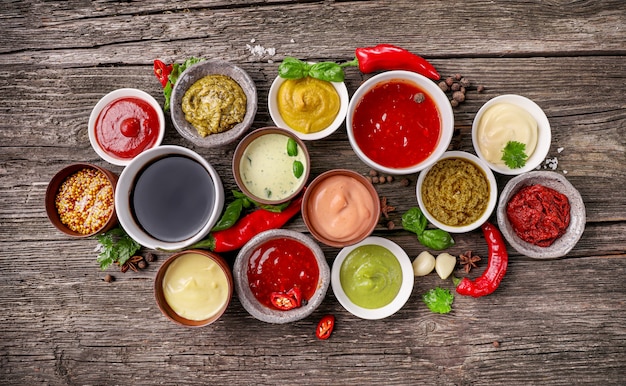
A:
[[163, 253, 230, 321], [277, 77, 340, 134], [307, 175, 375, 242], [476, 102, 538, 165]]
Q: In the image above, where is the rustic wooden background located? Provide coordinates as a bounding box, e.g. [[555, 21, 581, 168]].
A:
[[1, 1, 625, 385]]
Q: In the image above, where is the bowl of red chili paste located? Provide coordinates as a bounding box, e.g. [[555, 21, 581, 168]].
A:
[[346, 70, 454, 175], [233, 229, 330, 324], [88, 88, 165, 166], [497, 171, 586, 259]]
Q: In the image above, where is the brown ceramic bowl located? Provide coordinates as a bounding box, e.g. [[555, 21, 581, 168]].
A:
[[232, 127, 310, 205], [154, 249, 233, 327], [45, 163, 118, 238], [302, 169, 380, 248]]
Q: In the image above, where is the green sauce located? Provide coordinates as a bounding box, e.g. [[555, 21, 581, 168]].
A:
[[339, 245, 402, 309]]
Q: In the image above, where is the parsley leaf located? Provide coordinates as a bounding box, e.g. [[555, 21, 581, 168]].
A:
[[422, 287, 454, 314], [95, 227, 141, 271], [501, 140, 528, 169]]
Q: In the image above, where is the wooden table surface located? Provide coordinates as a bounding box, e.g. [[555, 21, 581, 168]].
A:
[[2, 1, 625, 385]]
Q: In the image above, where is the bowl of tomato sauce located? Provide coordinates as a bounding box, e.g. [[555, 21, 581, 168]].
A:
[[346, 70, 454, 175], [233, 229, 330, 324], [497, 171, 586, 259], [88, 88, 165, 166]]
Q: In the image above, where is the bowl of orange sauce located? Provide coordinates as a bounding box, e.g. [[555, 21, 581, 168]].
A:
[[302, 169, 380, 248]]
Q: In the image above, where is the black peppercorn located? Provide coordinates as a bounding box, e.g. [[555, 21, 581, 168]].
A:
[[145, 252, 156, 263], [104, 274, 114, 283], [138, 260, 147, 270]]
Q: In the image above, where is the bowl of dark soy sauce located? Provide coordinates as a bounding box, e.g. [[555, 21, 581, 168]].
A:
[[115, 145, 225, 250]]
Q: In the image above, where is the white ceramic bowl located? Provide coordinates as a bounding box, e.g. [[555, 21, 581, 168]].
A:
[[416, 151, 498, 233], [472, 94, 551, 175], [346, 70, 454, 175], [268, 73, 349, 140], [332, 237, 414, 320], [88, 88, 165, 166], [233, 229, 330, 324], [115, 145, 224, 250], [497, 171, 586, 259], [170, 60, 257, 148]]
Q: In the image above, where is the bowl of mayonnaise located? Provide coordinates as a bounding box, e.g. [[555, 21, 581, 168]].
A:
[[472, 94, 551, 175]]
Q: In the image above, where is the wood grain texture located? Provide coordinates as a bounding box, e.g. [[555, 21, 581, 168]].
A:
[[1, 0, 625, 385]]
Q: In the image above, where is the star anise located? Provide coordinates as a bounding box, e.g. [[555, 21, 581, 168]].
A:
[[118, 255, 144, 273], [459, 250, 481, 274], [380, 197, 396, 219]]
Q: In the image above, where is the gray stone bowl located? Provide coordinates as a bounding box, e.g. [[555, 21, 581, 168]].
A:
[[170, 60, 257, 148], [497, 171, 586, 259], [233, 229, 330, 324]]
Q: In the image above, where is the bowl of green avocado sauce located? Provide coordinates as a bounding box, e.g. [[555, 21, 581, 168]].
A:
[[331, 237, 414, 319]]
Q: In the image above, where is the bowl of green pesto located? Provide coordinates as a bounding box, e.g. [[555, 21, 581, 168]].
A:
[[331, 236, 414, 320], [170, 60, 257, 148]]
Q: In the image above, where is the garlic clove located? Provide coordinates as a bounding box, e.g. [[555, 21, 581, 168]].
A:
[[412, 251, 436, 276], [435, 252, 457, 280]]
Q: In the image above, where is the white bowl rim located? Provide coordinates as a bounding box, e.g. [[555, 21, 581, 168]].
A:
[[114, 145, 224, 250], [471, 94, 551, 175], [233, 229, 330, 324], [88, 88, 165, 166], [331, 236, 414, 320], [345, 70, 454, 175], [268, 74, 349, 141], [416, 150, 498, 233]]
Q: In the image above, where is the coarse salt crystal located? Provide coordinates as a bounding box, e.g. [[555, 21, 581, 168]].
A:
[[557, 147, 564, 153]]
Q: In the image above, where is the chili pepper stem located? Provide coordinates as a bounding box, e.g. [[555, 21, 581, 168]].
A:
[[188, 235, 216, 251], [339, 58, 359, 68], [452, 276, 462, 287]]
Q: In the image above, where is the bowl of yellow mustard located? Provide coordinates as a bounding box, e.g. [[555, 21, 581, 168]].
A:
[[170, 60, 257, 148], [268, 70, 349, 141]]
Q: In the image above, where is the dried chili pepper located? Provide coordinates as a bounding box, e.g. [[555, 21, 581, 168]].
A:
[[270, 287, 302, 311], [153, 59, 173, 87], [316, 315, 335, 340], [454, 222, 508, 298], [191, 194, 303, 253], [342, 44, 440, 80]]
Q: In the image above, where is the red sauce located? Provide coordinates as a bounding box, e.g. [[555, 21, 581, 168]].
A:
[[247, 237, 320, 310], [95, 97, 160, 159], [352, 80, 441, 168], [506, 184, 571, 247]]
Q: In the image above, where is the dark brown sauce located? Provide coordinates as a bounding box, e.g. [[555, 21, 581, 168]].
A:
[[131, 155, 215, 242]]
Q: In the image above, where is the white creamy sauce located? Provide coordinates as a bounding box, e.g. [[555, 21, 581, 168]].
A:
[[239, 133, 306, 201]]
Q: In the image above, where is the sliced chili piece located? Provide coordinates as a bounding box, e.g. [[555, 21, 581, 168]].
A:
[[270, 289, 300, 311], [153, 59, 173, 88], [316, 315, 335, 340]]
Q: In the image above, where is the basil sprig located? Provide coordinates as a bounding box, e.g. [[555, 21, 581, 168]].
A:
[[278, 57, 345, 82], [402, 207, 455, 250]]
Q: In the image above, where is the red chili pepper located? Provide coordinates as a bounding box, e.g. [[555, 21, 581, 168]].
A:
[[454, 222, 508, 298], [196, 195, 303, 253], [316, 315, 335, 340], [343, 44, 440, 80], [153, 59, 173, 88], [270, 287, 302, 311]]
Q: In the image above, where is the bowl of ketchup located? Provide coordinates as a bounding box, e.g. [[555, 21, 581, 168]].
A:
[[346, 71, 454, 175], [88, 88, 165, 166]]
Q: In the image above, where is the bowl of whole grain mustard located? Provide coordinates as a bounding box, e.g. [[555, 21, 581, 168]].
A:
[[45, 163, 118, 237], [170, 60, 257, 148], [416, 151, 497, 233]]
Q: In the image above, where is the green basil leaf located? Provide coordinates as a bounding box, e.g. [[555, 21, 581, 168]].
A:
[[211, 198, 244, 231], [293, 160, 304, 178], [308, 62, 345, 82], [278, 57, 310, 79], [401, 207, 428, 235], [287, 138, 298, 156], [418, 229, 455, 251]]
